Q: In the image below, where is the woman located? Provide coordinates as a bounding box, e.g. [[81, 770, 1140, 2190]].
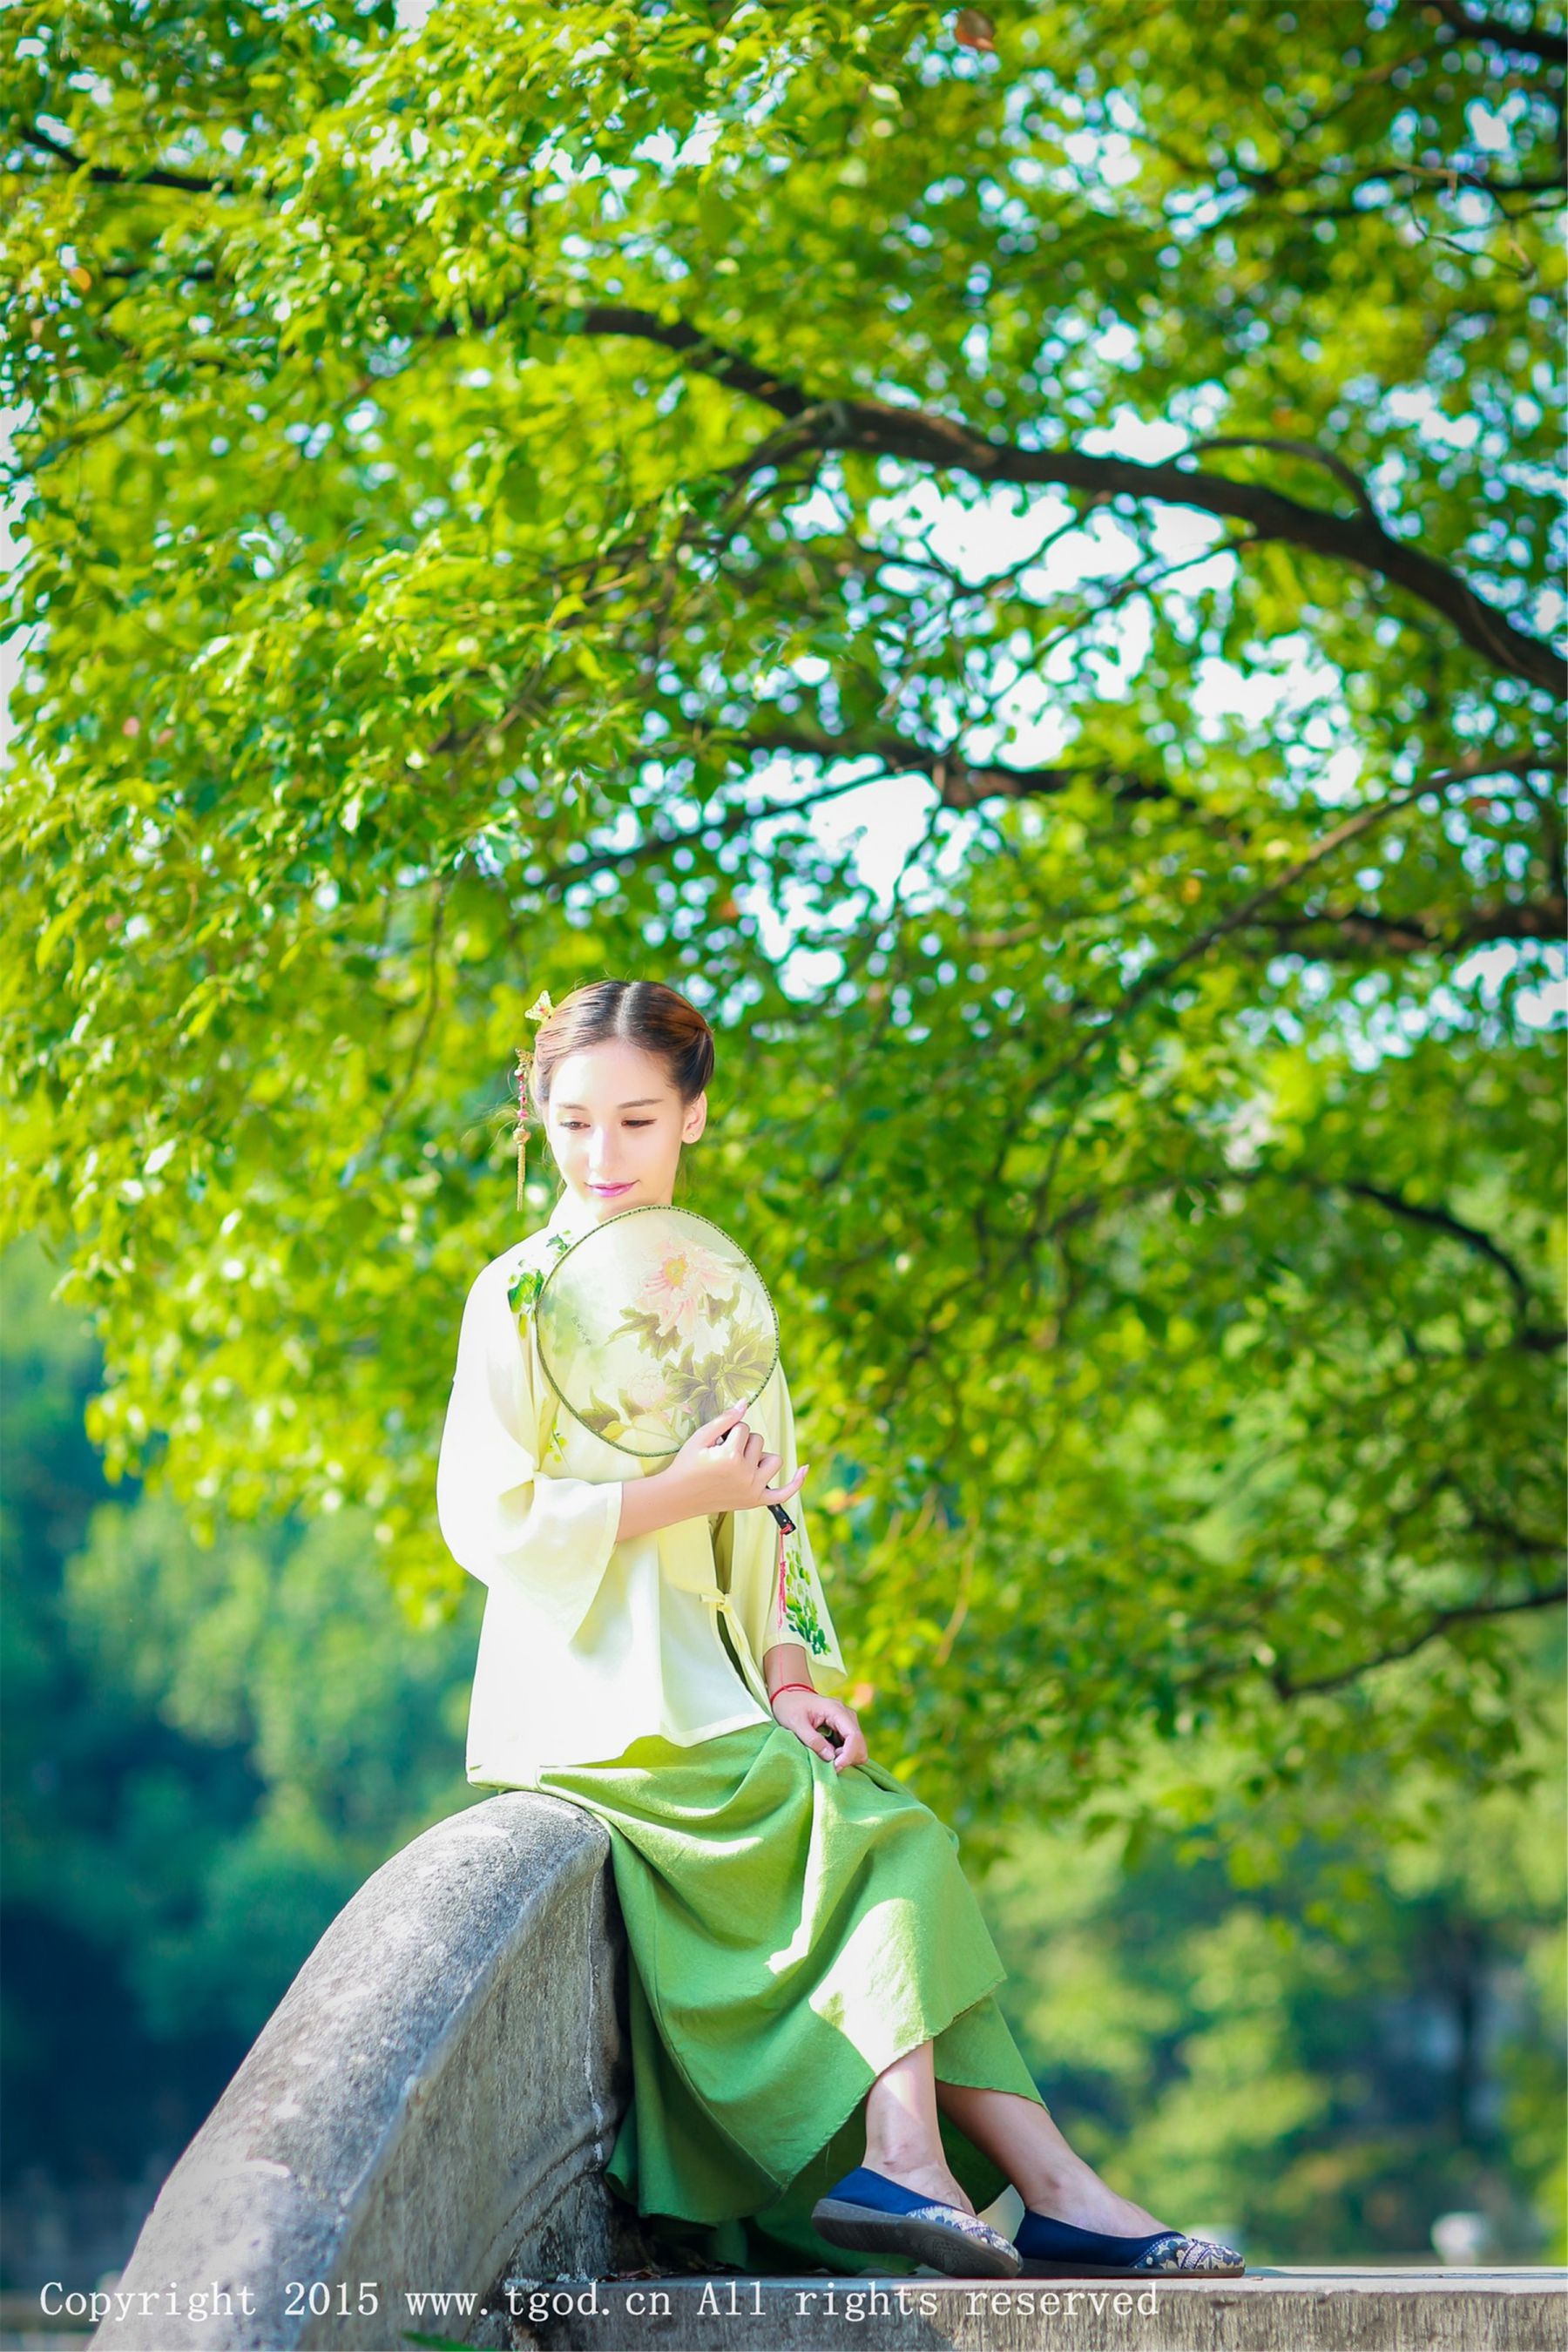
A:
[[436, 976, 1242, 2282]]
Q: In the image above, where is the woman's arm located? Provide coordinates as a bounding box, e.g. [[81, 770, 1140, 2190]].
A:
[[614, 1463, 705, 1544], [765, 1635, 867, 1769], [728, 1359, 849, 1693], [720, 1357, 866, 1767], [761, 1639, 815, 1699], [437, 1260, 623, 1643]]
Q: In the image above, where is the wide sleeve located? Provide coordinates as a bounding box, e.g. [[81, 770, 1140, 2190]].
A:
[[720, 1353, 850, 1700], [436, 1255, 625, 1646]]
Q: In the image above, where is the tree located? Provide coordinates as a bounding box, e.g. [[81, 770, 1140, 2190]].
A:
[[0, 1233, 477, 2194], [982, 1619, 1566, 2261], [4, 0, 1563, 1845]]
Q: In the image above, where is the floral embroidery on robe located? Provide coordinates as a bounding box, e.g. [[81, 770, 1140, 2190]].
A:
[[777, 1524, 830, 1656]]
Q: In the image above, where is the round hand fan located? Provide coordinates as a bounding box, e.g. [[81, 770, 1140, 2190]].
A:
[[532, 1203, 801, 1622]]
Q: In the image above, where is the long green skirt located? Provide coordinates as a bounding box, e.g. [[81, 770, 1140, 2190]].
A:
[[526, 1713, 1051, 2277]]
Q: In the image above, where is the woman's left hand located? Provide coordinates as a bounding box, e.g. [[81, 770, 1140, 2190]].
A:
[[770, 1687, 868, 1773]]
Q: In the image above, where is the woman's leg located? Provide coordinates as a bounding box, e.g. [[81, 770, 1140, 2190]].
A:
[[863, 2042, 1169, 2234], [934, 2082, 1166, 2233], [861, 2038, 978, 2215]]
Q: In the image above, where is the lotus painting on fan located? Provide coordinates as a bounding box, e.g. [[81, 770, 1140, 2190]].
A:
[[533, 1207, 785, 1469]]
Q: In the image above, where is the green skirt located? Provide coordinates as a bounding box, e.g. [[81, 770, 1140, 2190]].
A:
[[526, 1715, 1051, 2277]]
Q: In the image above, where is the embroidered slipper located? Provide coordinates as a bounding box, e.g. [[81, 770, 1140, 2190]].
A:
[[1015, 2208, 1245, 2278], [811, 2165, 1024, 2279]]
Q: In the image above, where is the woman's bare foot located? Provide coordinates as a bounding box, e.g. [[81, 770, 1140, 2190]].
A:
[[1017, 2149, 1165, 2236], [862, 2146, 977, 2217]]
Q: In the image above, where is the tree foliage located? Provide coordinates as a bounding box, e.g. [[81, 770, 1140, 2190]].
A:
[[983, 1633, 1566, 2261], [3, 0, 1563, 1840], [0, 1233, 475, 2193]]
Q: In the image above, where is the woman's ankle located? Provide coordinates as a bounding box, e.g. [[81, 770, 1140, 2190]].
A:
[[862, 2146, 973, 2207], [862, 2140, 946, 2177], [1015, 2162, 1165, 2237], [1012, 2154, 1094, 2213]]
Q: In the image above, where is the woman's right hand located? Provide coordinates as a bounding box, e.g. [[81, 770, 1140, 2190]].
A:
[[670, 1400, 809, 1517]]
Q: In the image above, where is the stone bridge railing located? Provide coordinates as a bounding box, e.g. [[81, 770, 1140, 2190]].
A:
[[87, 1792, 655, 2351]]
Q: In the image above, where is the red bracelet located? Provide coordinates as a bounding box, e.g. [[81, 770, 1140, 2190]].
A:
[[769, 1681, 817, 1704]]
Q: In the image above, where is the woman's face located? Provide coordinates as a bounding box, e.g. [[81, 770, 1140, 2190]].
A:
[[544, 1040, 706, 1220]]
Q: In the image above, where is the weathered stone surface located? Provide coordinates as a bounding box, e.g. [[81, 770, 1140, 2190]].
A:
[[87, 1793, 655, 2350]]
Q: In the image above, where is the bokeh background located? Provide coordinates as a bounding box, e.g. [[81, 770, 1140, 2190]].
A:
[[3, 0, 1564, 2305]]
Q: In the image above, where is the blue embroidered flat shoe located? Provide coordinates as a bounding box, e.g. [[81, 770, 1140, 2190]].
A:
[[811, 2165, 1024, 2278], [1015, 2208, 1245, 2278]]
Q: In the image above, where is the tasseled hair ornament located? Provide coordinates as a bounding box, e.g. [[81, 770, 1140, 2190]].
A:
[[515, 987, 555, 1210]]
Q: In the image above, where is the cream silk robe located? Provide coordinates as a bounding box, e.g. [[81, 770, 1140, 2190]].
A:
[[436, 1185, 851, 1785]]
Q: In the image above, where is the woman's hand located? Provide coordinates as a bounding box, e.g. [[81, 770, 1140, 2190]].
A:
[[769, 1686, 868, 1773], [669, 1400, 808, 1518]]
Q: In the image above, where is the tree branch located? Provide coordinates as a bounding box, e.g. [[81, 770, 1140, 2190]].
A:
[[1270, 1579, 1566, 1700], [1013, 751, 1541, 1135], [1411, 0, 1568, 68], [564, 303, 812, 416], [510, 765, 894, 895], [17, 121, 233, 195], [730, 727, 1202, 815], [1044, 1161, 1561, 1345], [1258, 890, 1568, 956], [1339, 1177, 1541, 1314], [566, 305, 1563, 690], [1188, 433, 1381, 522]]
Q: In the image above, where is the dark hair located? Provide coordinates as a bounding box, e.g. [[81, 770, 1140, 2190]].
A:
[[523, 978, 715, 1119]]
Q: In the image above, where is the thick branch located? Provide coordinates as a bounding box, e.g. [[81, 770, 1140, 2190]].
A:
[[566, 302, 810, 417], [1189, 433, 1380, 521], [1270, 1579, 1567, 1700], [1260, 891, 1568, 956], [1459, 1511, 1568, 1556], [1412, 0, 1568, 67], [569, 306, 1562, 691], [17, 121, 232, 195], [733, 727, 1194, 814]]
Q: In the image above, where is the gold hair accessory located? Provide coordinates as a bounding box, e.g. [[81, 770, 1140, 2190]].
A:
[[514, 990, 555, 1208]]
